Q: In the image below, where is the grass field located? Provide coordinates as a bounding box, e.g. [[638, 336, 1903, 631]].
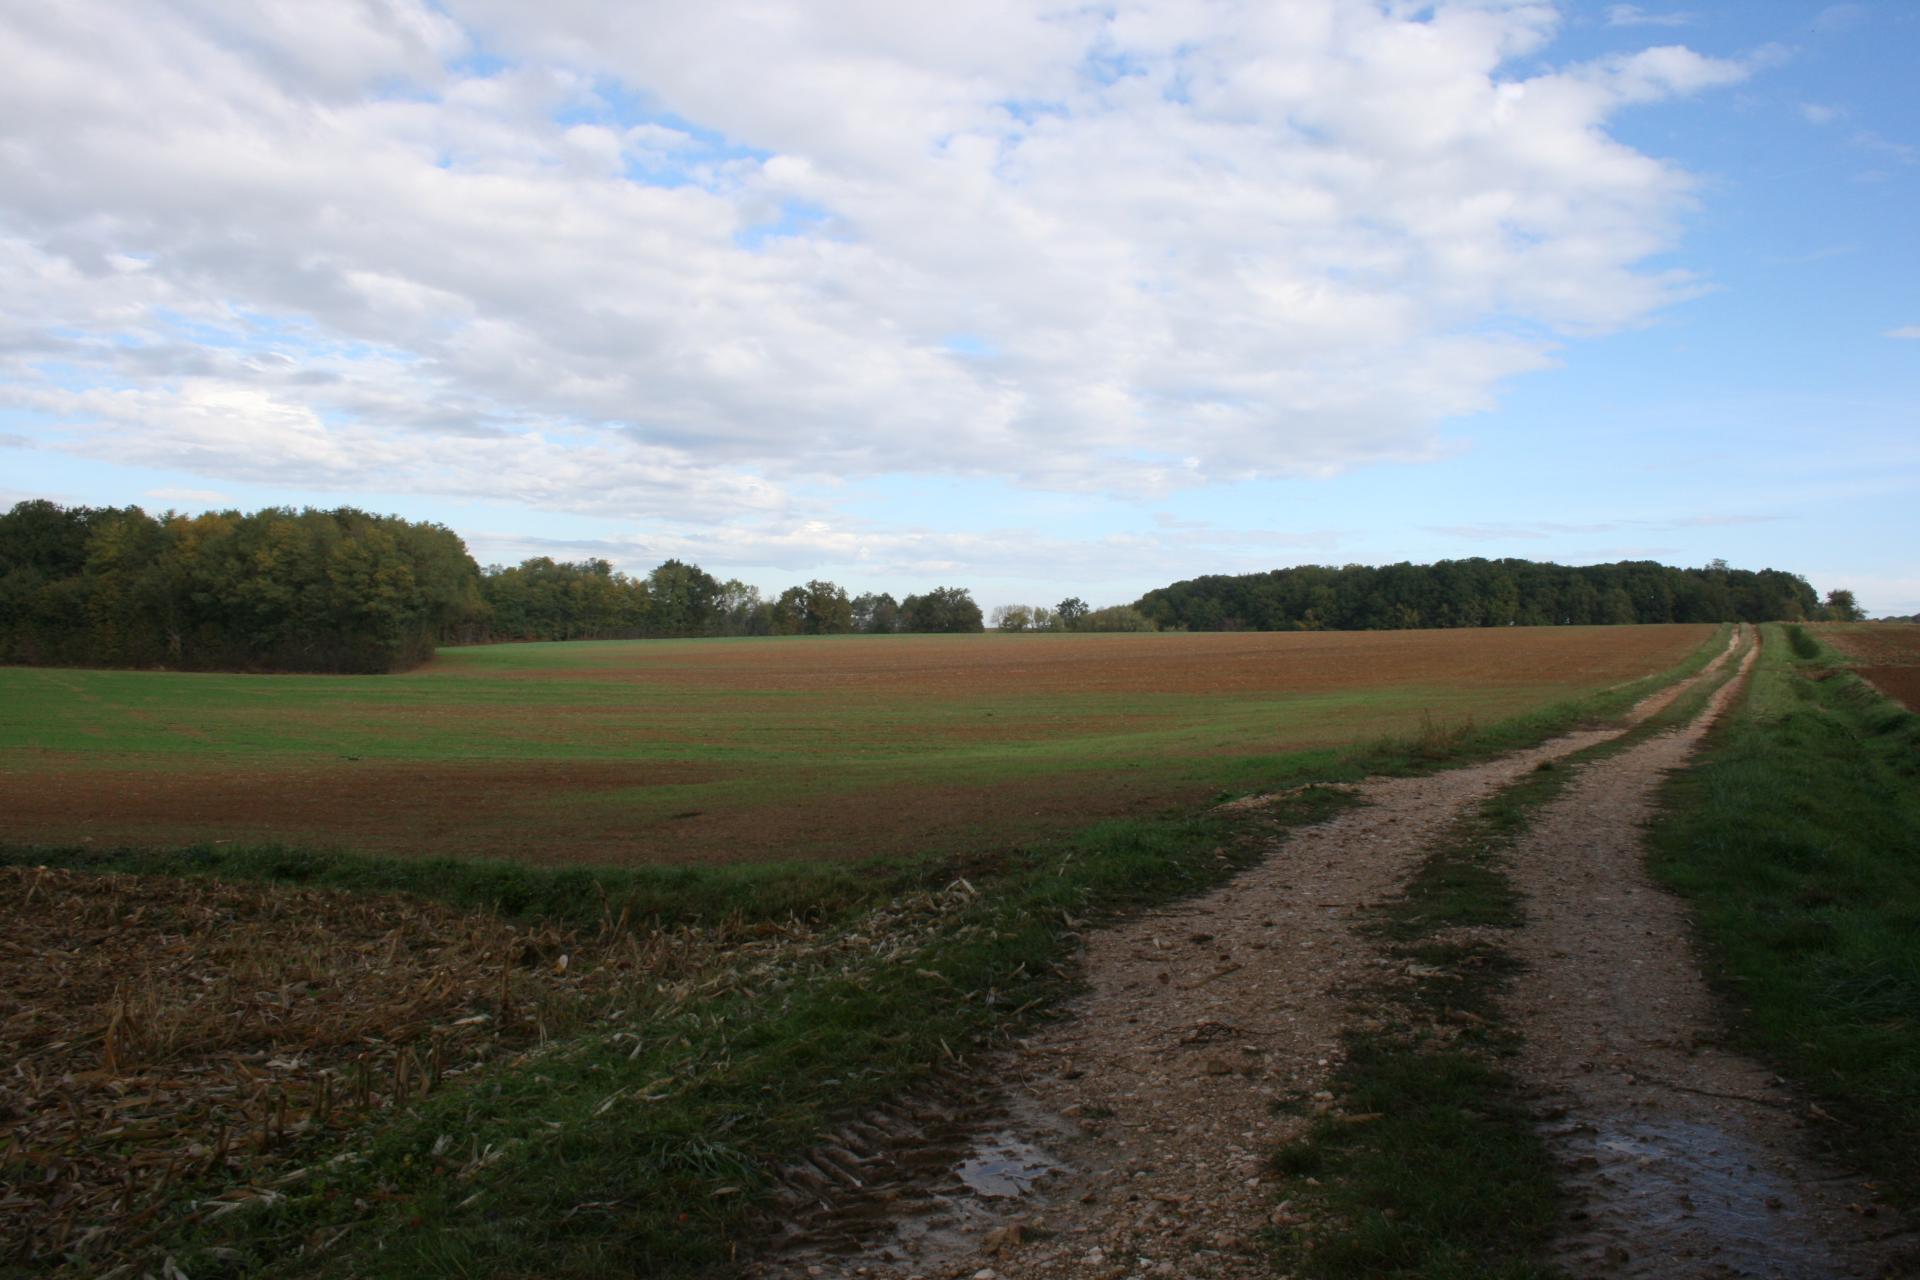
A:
[[0, 625, 1713, 865]]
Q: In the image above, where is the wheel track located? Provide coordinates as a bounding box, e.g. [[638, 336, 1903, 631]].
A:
[[1506, 632, 1918, 1277], [749, 630, 1748, 1279]]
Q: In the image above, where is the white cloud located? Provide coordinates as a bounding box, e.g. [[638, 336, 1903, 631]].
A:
[[1887, 326, 1920, 340], [1812, 5, 1867, 35], [1427, 514, 1782, 542], [9, 380, 791, 524], [1850, 131, 1918, 166], [0, 1, 1753, 527], [1833, 573, 1920, 618], [1799, 102, 1844, 126], [143, 486, 234, 507], [463, 515, 1346, 594], [1605, 6, 1694, 29]]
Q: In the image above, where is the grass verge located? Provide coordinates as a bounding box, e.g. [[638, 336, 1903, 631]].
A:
[[1261, 627, 1751, 1278], [2, 628, 1734, 1279], [1646, 623, 1920, 1205]]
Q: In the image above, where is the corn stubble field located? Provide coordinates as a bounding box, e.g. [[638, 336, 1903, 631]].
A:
[[0, 625, 1718, 1276], [3, 863, 943, 1272]]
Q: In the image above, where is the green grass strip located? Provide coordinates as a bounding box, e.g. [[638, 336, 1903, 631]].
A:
[[0, 840, 907, 932], [1263, 758, 1574, 1278], [1646, 623, 1920, 1205]]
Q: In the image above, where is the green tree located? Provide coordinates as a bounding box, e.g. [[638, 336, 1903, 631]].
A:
[[717, 579, 771, 635], [0, 500, 486, 672], [771, 586, 809, 635], [1080, 604, 1156, 632], [802, 579, 853, 634], [991, 604, 1035, 631], [1823, 588, 1863, 622], [851, 591, 900, 633], [646, 559, 722, 636], [900, 586, 984, 633]]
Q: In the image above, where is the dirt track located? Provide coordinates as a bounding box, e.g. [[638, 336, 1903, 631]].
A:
[[1508, 639, 1914, 1276], [748, 628, 1919, 1278]]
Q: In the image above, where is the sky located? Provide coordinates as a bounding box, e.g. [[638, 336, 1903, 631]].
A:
[[1, 1, 1915, 614]]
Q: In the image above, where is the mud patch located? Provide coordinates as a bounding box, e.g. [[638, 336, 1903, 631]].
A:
[[756, 1084, 1078, 1278], [1548, 1114, 1885, 1278], [958, 1131, 1066, 1199]]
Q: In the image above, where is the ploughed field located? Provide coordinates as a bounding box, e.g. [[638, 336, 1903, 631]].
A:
[[1820, 622, 1920, 711], [0, 626, 1712, 866]]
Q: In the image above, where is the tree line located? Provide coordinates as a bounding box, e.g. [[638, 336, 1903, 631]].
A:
[[1131, 558, 1858, 632], [1, 500, 1864, 673], [480, 557, 986, 640], [989, 598, 1157, 632], [0, 501, 988, 672], [0, 500, 482, 673]]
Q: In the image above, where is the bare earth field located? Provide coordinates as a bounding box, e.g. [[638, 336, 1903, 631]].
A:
[[1821, 623, 1920, 710], [0, 626, 1711, 866]]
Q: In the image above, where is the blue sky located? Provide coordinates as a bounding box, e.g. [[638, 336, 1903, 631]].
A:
[[1, 1, 1914, 612]]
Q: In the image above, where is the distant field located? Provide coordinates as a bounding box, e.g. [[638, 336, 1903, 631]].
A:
[[1821, 623, 1920, 710], [0, 626, 1713, 866]]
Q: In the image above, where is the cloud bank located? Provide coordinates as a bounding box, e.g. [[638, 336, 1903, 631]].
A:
[[0, 1, 1750, 535]]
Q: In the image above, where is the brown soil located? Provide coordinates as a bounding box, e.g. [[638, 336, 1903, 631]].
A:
[[0, 758, 1210, 866], [432, 626, 1713, 697], [1506, 637, 1916, 1276], [1817, 623, 1920, 667], [1818, 625, 1920, 711], [1854, 666, 1920, 711], [0, 760, 723, 863], [0, 867, 1006, 1276], [747, 636, 1744, 1279]]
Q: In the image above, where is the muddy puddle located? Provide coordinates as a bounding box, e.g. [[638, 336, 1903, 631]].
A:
[[956, 1130, 1065, 1199], [1544, 1112, 1899, 1278], [753, 1089, 1084, 1277]]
